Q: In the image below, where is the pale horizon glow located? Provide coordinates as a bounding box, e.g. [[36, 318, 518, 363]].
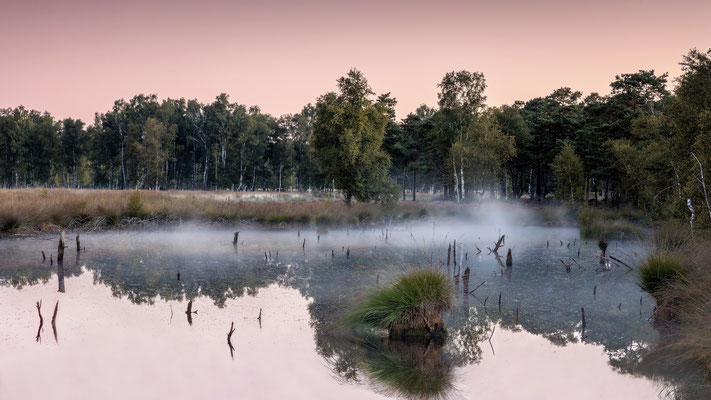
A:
[[1, 0, 709, 122]]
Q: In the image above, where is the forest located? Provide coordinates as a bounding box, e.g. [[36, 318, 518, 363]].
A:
[[1, 48, 710, 223]]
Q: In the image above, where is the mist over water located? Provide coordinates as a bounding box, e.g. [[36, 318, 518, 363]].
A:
[[0, 207, 679, 399]]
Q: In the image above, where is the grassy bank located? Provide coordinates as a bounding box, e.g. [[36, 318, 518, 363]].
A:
[[640, 221, 711, 374], [577, 206, 646, 239], [0, 188, 465, 234]]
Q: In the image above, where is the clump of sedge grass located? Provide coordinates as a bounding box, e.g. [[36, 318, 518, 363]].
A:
[[640, 254, 686, 295], [346, 269, 453, 337]]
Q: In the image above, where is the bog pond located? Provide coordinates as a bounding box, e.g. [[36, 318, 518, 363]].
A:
[[0, 217, 700, 399]]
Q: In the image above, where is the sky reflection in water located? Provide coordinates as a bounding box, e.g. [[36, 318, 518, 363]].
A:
[[0, 220, 669, 399]]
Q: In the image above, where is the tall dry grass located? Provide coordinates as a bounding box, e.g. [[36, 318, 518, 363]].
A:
[[0, 188, 450, 233], [642, 222, 711, 372]]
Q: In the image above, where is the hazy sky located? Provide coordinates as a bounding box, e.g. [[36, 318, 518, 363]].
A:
[[1, 0, 709, 122]]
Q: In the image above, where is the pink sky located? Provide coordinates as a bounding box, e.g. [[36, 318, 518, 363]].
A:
[[1, 0, 709, 122]]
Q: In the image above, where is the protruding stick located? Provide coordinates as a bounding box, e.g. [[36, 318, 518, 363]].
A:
[[51, 300, 59, 343], [58, 231, 65, 263], [35, 300, 43, 342]]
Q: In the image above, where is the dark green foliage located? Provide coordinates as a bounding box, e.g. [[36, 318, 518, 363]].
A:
[[312, 69, 395, 205], [640, 254, 685, 294], [125, 190, 145, 218], [362, 337, 453, 399], [0, 47, 710, 223], [346, 269, 453, 336]]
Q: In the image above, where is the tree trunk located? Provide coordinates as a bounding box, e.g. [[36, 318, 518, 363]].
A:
[[412, 169, 416, 201]]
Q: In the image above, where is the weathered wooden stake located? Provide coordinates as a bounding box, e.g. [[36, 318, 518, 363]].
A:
[[447, 244, 451, 267], [57, 231, 65, 263], [76, 234, 81, 252], [346, 247, 350, 259], [233, 231, 239, 245], [453, 240, 457, 267], [506, 249, 513, 267], [462, 267, 470, 294], [581, 307, 587, 333], [42, 251, 46, 262]]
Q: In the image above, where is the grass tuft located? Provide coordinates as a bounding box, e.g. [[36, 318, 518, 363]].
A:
[[346, 269, 453, 337], [640, 254, 685, 294]]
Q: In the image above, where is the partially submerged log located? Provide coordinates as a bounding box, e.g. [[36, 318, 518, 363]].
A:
[[487, 235, 505, 254], [560, 259, 572, 273], [493, 235, 505, 253]]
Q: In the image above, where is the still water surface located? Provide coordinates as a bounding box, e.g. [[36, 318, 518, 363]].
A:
[[0, 220, 672, 399]]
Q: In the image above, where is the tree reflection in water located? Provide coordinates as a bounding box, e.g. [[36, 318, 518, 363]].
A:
[[0, 228, 705, 397]]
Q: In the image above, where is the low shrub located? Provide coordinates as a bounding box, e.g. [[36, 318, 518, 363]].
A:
[[125, 190, 145, 218]]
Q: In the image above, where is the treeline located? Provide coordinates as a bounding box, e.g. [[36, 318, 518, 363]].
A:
[[0, 95, 322, 191], [1, 48, 711, 220]]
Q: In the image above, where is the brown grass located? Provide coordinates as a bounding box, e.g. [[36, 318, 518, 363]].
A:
[[0, 188, 457, 234], [644, 226, 711, 372]]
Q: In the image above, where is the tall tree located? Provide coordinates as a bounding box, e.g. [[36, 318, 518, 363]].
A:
[[312, 69, 393, 205], [552, 142, 584, 204]]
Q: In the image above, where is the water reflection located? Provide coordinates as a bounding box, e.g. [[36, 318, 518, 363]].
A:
[[0, 223, 698, 398], [361, 337, 454, 399]]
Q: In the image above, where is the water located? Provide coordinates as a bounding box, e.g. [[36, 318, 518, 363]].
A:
[[0, 219, 678, 399]]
